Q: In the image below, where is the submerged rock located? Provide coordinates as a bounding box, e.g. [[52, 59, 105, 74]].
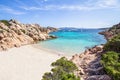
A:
[[49, 35, 57, 39]]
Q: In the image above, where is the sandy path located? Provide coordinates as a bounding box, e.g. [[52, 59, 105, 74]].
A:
[[0, 45, 61, 80]]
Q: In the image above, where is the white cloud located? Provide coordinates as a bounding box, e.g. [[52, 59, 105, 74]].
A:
[[20, 0, 120, 11], [21, 5, 95, 11], [96, 0, 119, 8], [0, 5, 25, 15], [21, 6, 42, 10]]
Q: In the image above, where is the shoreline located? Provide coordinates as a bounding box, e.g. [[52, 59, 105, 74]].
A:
[[0, 44, 63, 80], [32, 43, 73, 57], [0, 37, 107, 80]]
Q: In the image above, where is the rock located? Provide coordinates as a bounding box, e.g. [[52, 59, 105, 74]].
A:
[[99, 22, 120, 40], [39, 34, 46, 40], [99, 75, 111, 80], [71, 44, 111, 80], [14, 44, 20, 47], [0, 19, 58, 51], [9, 19, 20, 24], [0, 33, 4, 40], [86, 75, 111, 80], [47, 26, 58, 32], [1, 45, 8, 50], [79, 68, 85, 75], [49, 35, 57, 39], [0, 22, 9, 30], [84, 49, 90, 54], [79, 54, 84, 58]]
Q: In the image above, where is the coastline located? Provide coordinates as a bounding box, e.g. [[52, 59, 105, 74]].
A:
[[71, 44, 111, 80], [0, 19, 109, 80], [0, 44, 62, 80], [32, 43, 73, 57]]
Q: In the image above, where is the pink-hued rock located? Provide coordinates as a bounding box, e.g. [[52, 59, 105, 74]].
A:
[[99, 22, 120, 40], [71, 45, 112, 80], [0, 19, 57, 51]]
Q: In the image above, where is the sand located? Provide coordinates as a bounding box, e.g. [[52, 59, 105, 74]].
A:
[[0, 45, 61, 80]]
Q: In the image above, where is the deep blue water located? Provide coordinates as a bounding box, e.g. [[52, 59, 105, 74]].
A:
[[38, 28, 106, 55]]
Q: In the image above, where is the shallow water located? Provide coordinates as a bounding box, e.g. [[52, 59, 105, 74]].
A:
[[38, 29, 106, 55]]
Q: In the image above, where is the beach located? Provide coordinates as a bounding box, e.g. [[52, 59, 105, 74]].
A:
[[0, 45, 61, 80]]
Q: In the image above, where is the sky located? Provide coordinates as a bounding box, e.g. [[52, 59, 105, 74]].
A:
[[0, 0, 120, 28]]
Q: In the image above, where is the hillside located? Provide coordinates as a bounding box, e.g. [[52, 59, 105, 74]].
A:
[[0, 19, 57, 51], [99, 23, 120, 40], [100, 23, 120, 80]]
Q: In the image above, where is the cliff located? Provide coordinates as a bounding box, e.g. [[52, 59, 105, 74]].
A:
[[0, 19, 57, 51], [99, 23, 120, 40]]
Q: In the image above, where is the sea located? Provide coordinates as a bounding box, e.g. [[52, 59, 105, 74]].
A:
[[38, 28, 106, 56]]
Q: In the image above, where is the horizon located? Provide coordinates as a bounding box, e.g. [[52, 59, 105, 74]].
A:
[[0, 0, 120, 28]]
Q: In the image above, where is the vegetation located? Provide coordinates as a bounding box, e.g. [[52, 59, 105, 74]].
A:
[[101, 34, 120, 80], [109, 23, 120, 35], [42, 57, 80, 80], [21, 29, 26, 34], [104, 34, 120, 53], [0, 20, 11, 26], [101, 51, 120, 80]]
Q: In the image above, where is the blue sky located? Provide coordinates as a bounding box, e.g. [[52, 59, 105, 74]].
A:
[[0, 0, 120, 28]]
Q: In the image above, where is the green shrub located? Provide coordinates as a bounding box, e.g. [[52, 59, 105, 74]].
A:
[[51, 57, 78, 73], [104, 34, 120, 53], [20, 29, 26, 34], [0, 20, 11, 26], [101, 51, 120, 80], [42, 57, 80, 80]]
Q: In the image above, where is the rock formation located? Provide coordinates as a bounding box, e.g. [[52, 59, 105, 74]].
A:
[[71, 45, 111, 80], [73, 23, 120, 80], [99, 23, 120, 40], [0, 19, 57, 51]]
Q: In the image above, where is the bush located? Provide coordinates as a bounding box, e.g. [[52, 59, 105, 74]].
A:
[[101, 51, 120, 80], [42, 57, 80, 80], [0, 20, 11, 26], [51, 57, 78, 73], [104, 34, 120, 53], [20, 29, 26, 34]]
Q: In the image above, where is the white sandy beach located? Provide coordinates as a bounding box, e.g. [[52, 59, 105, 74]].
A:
[[0, 45, 61, 80]]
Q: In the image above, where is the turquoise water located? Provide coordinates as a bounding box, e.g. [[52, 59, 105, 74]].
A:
[[38, 29, 106, 55]]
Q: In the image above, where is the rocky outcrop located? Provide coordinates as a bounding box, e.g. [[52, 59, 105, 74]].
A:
[[70, 23, 120, 80], [99, 23, 120, 40], [0, 19, 57, 51], [71, 45, 111, 80]]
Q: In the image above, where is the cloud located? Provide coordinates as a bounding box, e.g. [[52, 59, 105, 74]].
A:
[[0, 5, 25, 15], [44, 0, 48, 2], [21, 6, 44, 10], [95, 0, 119, 8], [20, 0, 120, 11], [20, 5, 94, 11]]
